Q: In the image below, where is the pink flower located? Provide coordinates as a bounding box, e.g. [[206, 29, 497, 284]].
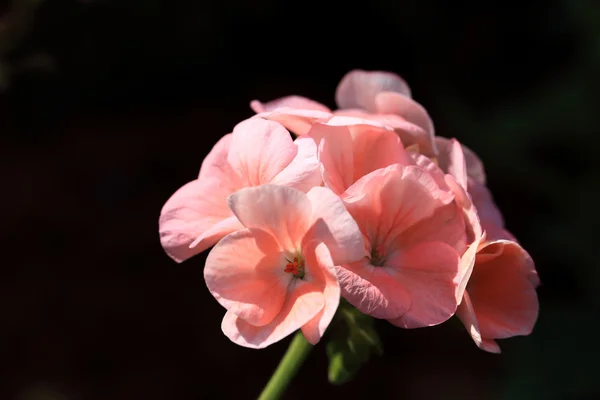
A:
[[159, 118, 322, 263], [204, 184, 365, 348], [433, 138, 540, 352], [456, 240, 540, 353], [336, 164, 469, 327], [434, 137, 515, 241], [252, 69, 437, 156]]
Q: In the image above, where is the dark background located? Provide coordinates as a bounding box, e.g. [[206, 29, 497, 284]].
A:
[[1, 0, 599, 399]]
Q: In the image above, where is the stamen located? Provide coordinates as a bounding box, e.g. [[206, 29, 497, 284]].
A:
[[371, 244, 386, 267], [284, 256, 305, 278]]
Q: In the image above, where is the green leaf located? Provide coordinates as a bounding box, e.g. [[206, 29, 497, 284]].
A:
[[326, 338, 362, 385], [326, 303, 383, 385], [355, 324, 383, 356]]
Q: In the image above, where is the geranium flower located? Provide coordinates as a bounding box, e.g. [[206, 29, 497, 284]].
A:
[[204, 184, 364, 348], [159, 118, 321, 262]]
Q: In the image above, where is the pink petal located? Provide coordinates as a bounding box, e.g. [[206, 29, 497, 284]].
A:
[[375, 92, 436, 149], [221, 280, 325, 349], [468, 179, 506, 241], [462, 145, 487, 185], [159, 178, 235, 262], [398, 202, 467, 254], [337, 258, 410, 319], [256, 107, 333, 136], [334, 108, 436, 157], [250, 95, 331, 113], [198, 133, 235, 181], [335, 70, 411, 111], [269, 136, 322, 192], [310, 119, 409, 195], [456, 292, 502, 353], [468, 240, 539, 339], [342, 163, 398, 204], [455, 237, 483, 302], [227, 118, 297, 186], [324, 115, 395, 130], [188, 216, 244, 251], [304, 186, 366, 266], [387, 241, 461, 328], [408, 152, 450, 191], [343, 164, 454, 245], [343, 165, 455, 237], [332, 109, 421, 133], [446, 139, 468, 189], [301, 241, 340, 344], [204, 228, 288, 326], [340, 165, 463, 322], [436, 137, 486, 184], [445, 174, 483, 243], [310, 124, 354, 195], [376, 166, 455, 245], [228, 185, 312, 251], [350, 125, 410, 181]]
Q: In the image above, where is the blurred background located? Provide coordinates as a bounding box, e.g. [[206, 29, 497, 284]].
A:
[[1, 0, 599, 399]]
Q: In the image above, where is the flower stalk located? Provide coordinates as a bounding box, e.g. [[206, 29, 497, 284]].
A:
[[257, 331, 312, 400]]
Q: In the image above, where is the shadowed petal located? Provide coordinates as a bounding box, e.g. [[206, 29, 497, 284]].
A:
[[436, 137, 486, 184], [336, 69, 411, 111], [468, 179, 508, 241], [468, 241, 540, 339], [456, 292, 502, 353], [337, 259, 410, 319], [374, 92, 433, 130]]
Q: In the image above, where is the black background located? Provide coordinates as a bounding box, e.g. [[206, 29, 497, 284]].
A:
[[1, 0, 599, 399]]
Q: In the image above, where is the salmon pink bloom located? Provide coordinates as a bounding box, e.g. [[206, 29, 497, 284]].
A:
[[204, 184, 364, 348], [457, 240, 540, 353], [336, 164, 468, 327], [252, 69, 437, 156], [433, 138, 539, 352], [159, 118, 321, 263]]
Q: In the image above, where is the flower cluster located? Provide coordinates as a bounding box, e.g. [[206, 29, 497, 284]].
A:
[[159, 70, 539, 353]]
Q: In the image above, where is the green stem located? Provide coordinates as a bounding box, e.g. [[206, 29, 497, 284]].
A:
[[257, 331, 313, 400]]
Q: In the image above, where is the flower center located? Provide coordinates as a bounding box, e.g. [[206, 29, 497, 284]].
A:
[[370, 244, 386, 267], [284, 256, 305, 279]]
